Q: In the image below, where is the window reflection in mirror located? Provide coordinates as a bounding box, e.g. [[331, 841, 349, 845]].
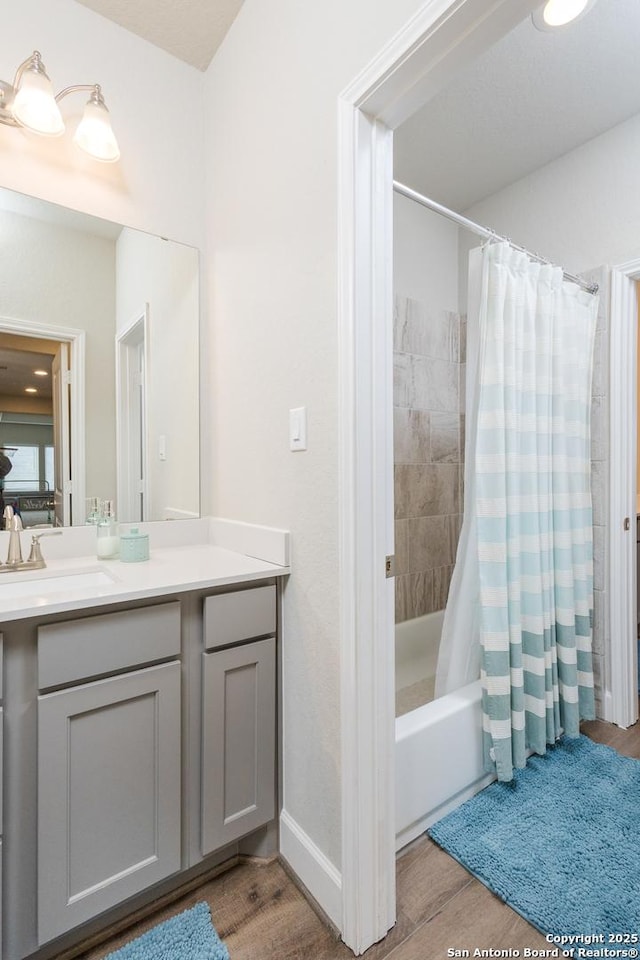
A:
[[0, 187, 200, 527]]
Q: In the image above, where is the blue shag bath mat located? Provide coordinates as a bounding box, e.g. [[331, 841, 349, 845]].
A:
[[429, 736, 640, 950], [104, 902, 229, 960]]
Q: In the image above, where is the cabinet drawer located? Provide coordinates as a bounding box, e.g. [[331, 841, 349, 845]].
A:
[[38, 602, 181, 689], [203, 585, 275, 651]]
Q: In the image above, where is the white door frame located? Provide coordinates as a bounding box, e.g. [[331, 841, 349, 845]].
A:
[[116, 305, 150, 523], [607, 262, 639, 728], [337, 0, 539, 952], [0, 316, 86, 526]]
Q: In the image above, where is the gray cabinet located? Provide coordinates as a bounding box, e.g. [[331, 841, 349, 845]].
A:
[[37, 660, 181, 945], [1, 582, 279, 960], [201, 637, 276, 854]]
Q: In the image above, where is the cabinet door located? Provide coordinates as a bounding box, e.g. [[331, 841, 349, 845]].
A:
[[202, 638, 275, 855], [38, 661, 181, 945]]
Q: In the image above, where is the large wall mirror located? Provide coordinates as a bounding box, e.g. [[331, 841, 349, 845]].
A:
[[0, 187, 200, 527]]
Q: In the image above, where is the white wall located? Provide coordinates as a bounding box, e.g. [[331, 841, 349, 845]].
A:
[[116, 228, 199, 520], [204, 0, 429, 898], [462, 110, 640, 275], [393, 192, 460, 309], [0, 208, 116, 503]]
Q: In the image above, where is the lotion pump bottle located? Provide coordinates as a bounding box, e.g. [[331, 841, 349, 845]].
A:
[[96, 499, 119, 559]]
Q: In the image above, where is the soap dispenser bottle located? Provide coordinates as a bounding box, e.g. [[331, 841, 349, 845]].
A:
[[96, 499, 119, 559], [86, 497, 101, 525]]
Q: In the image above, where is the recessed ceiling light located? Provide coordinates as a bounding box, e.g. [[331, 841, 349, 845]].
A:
[[25, 387, 38, 394], [532, 0, 597, 30], [33, 368, 48, 377]]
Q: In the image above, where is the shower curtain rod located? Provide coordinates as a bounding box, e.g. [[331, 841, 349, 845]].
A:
[[392, 180, 599, 295]]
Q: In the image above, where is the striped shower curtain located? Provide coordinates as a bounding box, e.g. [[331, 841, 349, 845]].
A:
[[475, 242, 598, 782]]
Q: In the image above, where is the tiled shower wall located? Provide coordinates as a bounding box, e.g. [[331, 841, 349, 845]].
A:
[[393, 294, 466, 623], [586, 265, 609, 717]]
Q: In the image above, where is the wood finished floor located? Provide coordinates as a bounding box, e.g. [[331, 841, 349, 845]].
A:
[[78, 712, 640, 960]]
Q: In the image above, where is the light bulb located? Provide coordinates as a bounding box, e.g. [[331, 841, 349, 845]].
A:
[[12, 66, 64, 136], [543, 0, 588, 25], [74, 95, 120, 162]]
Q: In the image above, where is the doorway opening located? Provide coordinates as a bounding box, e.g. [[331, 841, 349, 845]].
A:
[[0, 319, 85, 526], [0, 338, 55, 526], [338, 0, 638, 952]]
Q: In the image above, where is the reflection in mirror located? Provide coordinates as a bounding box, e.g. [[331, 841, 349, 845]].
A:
[[0, 187, 199, 527]]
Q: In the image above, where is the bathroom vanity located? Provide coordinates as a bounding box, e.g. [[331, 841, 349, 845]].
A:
[[0, 526, 289, 960]]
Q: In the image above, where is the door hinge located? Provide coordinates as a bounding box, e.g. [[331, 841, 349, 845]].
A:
[[624, 517, 631, 531], [385, 555, 395, 578], [64, 370, 72, 385]]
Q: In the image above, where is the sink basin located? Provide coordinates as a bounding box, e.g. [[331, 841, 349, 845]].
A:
[[0, 568, 117, 600]]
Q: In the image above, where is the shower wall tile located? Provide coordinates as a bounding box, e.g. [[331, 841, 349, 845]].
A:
[[591, 329, 608, 398], [393, 353, 411, 408], [448, 512, 463, 547], [450, 312, 461, 363], [590, 395, 608, 462], [393, 408, 430, 463], [433, 564, 455, 610], [591, 460, 606, 528], [430, 412, 460, 463], [584, 263, 609, 720], [394, 519, 409, 576], [411, 355, 459, 412], [592, 587, 605, 655], [592, 652, 603, 707], [393, 296, 464, 618], [394, 297, 456, 361], [395, 571, 434, 623], [394, 463, 459, 519], [408, 515, 457, 573], [459, 362, 466, 414], [593, 525, 605, 591]]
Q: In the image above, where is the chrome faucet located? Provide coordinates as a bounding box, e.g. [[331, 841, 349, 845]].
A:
[[25, 530, 63, 569], [1, 506, 62, 571]]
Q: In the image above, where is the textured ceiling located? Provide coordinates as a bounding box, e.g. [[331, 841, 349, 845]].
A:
[[394, 0, 640, 210], [0, 345, 54, 401], [72, 0, 244, 71]]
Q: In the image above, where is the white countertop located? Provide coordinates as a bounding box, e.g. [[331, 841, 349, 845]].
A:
[[0, 519, 290, 623]]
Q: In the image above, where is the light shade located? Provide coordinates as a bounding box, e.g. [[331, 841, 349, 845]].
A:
[[74, 96, 120, 162], [12, 66, 64, 136]]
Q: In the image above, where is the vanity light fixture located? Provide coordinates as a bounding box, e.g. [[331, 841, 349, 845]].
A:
[[0, 51, 120, 162], [532, 0, 597, 29]]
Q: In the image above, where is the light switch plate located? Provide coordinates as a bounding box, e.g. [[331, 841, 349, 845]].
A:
[[289, 407, 307, 451]]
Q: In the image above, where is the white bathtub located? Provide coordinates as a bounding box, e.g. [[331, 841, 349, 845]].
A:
[[395, 610, 443, 709], [395, 625, 493, 850]]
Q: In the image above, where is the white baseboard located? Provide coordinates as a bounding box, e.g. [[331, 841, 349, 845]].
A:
[[279, 809, 342, 929]]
